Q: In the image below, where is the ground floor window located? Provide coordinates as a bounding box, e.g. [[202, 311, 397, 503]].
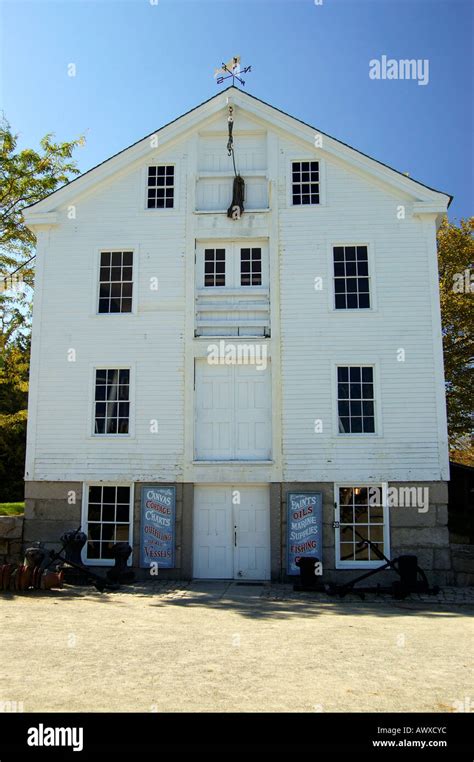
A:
[[335, 484, 389, 568], [84, 485, 133, 564]]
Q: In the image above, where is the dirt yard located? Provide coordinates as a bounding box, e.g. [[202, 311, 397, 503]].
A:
[[1, 581, 472, 713]]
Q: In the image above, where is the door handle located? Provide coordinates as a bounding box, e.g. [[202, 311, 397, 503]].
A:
[[234, 525, 237, 547]]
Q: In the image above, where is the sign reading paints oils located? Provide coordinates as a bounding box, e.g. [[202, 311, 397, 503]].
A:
[[140, 486, 176, 568], [287, 492, 323, 575]]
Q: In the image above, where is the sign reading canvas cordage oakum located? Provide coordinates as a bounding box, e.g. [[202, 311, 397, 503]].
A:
[[287, 492, 323, 575], [140, 486, 176, 568]]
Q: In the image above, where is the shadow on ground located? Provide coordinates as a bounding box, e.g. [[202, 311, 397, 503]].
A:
[[2, 579, 473, 621]]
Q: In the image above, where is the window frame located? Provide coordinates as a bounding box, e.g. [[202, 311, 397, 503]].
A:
[[93, 246, 138, 317], [203, 246, 227, 288], [195, 240, 269, 291], [81, 482, 134, 567], [327, 241, 377, 313], [240, 246, 263, 287], [144, 162, 177, 211], [287, 156, 326, 208], [337, 365, 376, 435], [89, 364, 135, 439], [334, 483, 390, 569], [331, 361, 382, 437], [333, 245, 370, 311], [97, 249, 134, 315]]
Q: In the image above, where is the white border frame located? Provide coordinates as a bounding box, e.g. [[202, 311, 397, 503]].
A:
[[287, 155, 326, 209], [87, 362, 136, 439], [92, 246, 139, 318], [331, 360, 383, 438], [195, 239, 270, 291], [141, 160, 179, 213], [326, 240, 378, 313], [81, 481, 135, 567], [334, 482, 390, 569]]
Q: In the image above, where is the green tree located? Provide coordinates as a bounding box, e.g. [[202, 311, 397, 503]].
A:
[[437, 217, 474, 463], [0, 335, 30, 500], [0, 116, 84, 499]]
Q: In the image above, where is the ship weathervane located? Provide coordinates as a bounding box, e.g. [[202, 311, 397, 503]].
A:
[[214, 56, 252, 87]]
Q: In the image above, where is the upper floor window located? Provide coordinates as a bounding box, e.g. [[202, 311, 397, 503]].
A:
[[147, 165, 174, 209], [94, 369, 130, 435], [204, 248, 226, 287], [292, 161, 319, 205], [337, 366, 375, 433], [241, 248, 262, 286], [334, 246, 370, 309], [98, 251, 133, 314]]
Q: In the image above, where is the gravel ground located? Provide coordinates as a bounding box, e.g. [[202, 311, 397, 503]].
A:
[[1, 581, 472, 713]]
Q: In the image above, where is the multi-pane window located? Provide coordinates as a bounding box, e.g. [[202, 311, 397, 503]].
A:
[[337, 366, 375, 433], [337, 486, 386, 564], [333, 246, 370, 309], [94, 369, 130, 435], [86, 485, 131, 561], [204, 248, 225, 287], [98, 251, 133, 314], [241, 247, 262, 286], [292, 160, 319, 205], [147, 165, 174, 209]]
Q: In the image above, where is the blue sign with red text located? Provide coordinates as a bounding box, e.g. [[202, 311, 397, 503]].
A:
[[287, 492, 323, 575], [140, 486, 176, 569]]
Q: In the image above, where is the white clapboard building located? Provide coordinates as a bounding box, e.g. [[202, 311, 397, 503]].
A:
[[23, 87, 452, 583]]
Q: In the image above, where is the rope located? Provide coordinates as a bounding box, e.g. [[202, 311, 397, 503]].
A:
[[227, 106, 238, 177], [226, 105, 245, 218]]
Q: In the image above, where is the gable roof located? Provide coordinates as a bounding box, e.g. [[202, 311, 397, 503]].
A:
[[23, 85, 452, 215]]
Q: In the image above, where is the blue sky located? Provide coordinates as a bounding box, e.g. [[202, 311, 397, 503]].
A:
[[1, 0, 472, 220]]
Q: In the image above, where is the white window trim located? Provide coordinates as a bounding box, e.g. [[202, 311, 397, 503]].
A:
[[142, 161, 179, 212], [81, 482, 135, 567], [334, 482, 390, 569], [93, 246, 139, 317], [87, 363, 136, 439], [195, 239, 270, 290], [326, 240, 378, 313], [287, 155, 326, 208], [331, 360, 383, 438]]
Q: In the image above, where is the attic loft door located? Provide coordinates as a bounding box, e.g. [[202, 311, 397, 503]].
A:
[[194, 359, 272, 462]]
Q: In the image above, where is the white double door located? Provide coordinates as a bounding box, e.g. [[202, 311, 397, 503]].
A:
[[195, 360, 272, 461], [193, 485, 270, 580]]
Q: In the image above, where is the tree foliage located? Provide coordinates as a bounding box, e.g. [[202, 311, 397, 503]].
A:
[[437, 217, 474, 463], [0, 116, 83, 499]]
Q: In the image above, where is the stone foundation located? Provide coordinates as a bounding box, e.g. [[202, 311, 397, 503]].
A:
[[24, 481, 82, 552], [277, 481, 451, 585], [0, 516, 24, 563], [450, 545, 474, 586], [23, 479, 454, 586]]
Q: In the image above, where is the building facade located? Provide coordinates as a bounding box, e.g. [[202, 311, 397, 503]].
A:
[[23, 87, 452, 583]]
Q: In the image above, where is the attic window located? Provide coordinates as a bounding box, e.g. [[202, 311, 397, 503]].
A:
[[292, 161, 319, 205], [147, 165, 174, 209]]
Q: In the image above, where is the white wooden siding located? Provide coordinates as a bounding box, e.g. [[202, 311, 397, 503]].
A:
[[25, 93, 449, 484], [278, 142, 448, 481]]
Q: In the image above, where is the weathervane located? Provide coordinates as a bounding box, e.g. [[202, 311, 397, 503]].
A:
[[214, 56, 252, 87]]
